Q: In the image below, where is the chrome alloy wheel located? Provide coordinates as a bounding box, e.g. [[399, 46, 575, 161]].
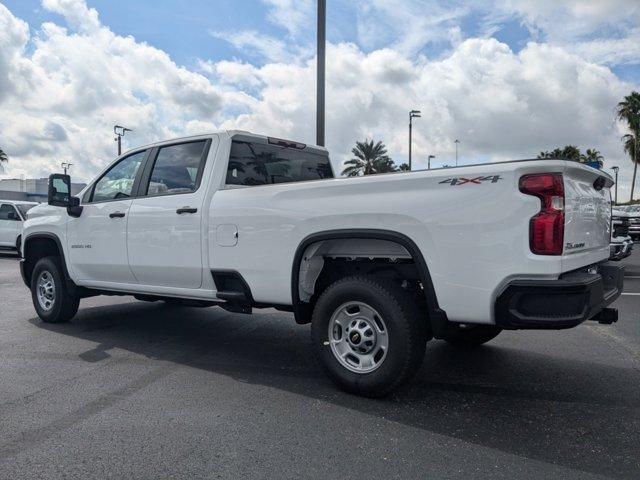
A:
[[36, 270, 56, 311], [328, 301, 389, 373]]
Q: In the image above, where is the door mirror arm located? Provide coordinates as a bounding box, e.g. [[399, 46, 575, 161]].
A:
[[67, 196, 83, 218]]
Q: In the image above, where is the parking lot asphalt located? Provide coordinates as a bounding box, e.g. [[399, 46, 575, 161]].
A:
[[0, 251, 639, 479]]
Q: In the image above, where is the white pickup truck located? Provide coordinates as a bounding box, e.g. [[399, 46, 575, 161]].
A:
[[21, 131, 624, 396]]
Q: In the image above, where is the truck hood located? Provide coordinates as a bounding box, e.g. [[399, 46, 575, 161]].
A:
[[25, 203, 59, 220]]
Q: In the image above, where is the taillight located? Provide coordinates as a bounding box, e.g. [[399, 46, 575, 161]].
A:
[[519, 173, 564, 255]]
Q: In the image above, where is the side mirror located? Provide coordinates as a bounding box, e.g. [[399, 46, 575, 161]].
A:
[[48, 173, 83, 217], [48, 174, 71, 207]]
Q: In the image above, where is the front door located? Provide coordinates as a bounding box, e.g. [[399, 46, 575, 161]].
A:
[[67, 150, 147, 284], [127, 139, 212, 289]]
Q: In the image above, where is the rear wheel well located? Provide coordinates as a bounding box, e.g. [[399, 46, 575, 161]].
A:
[[292, 232, 445, 331], [23, 236, 64, 287]]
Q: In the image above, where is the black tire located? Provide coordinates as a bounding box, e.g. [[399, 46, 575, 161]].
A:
[[31, 256, 79, 323], [311, 276, 427, 398], [16, 235, 21, 257], [443, 325, 501, 348]]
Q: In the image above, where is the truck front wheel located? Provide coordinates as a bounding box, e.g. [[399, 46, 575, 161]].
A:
[[311, 276, 426, 397], [31, 256, 80, 323], [443, 325, 501, 348]]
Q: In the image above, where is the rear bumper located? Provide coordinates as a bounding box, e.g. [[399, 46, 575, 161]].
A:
[[495, 262, 624, 330]]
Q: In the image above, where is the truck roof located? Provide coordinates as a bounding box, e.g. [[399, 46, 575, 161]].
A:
[[121, 130, 329, 158]]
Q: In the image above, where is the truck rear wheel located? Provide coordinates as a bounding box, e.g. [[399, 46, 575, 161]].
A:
[[443, 325, 501, 348], [311, 276, 426, 397], [31, 256, 80, 324]]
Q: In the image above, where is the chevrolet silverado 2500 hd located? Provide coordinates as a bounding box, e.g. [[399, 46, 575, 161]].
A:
[[21, 131, 624, 396]]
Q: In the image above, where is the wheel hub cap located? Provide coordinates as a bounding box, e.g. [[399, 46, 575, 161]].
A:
[[328, 301, 388, 373], [36, 271, 55, 311]]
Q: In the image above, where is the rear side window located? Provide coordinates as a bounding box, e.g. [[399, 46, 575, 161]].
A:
[[226, 141, 333, 186], [146, 141, 208, 196]]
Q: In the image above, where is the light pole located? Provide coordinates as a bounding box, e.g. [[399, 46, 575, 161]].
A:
[[409, 110, 421, 170], [611, 166, 619, 204], [454, 139, 460, 166], [61, 162, 72, 175], [114, 125, 132, 156], [316, 0, 326, 147], [428, 155, 435, 170]]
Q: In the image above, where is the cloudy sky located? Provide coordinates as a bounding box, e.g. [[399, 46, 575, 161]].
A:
[[0, 0, 639, 198]]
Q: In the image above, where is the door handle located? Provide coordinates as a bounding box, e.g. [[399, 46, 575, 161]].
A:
[[109, 212, 126, 218], [176, 207, 198, 214]]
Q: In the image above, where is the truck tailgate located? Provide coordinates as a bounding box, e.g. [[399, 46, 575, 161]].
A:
[[562, 163, 613, 272]]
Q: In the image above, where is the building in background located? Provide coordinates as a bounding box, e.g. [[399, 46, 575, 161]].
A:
[[0, 178, 86, 202]]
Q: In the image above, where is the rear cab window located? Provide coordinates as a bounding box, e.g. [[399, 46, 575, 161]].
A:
[[226, 137, 333, 186]]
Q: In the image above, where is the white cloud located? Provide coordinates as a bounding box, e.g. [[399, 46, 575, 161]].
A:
[[41, 0, 100, 32], [262, 0, 314, 38], [209, 30, 293, 64], [497, 0, 640, 67], [0, 1, 225, 181], [355, 0, 469, 57]]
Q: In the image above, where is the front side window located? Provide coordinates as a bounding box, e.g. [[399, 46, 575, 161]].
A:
[[145, 141, 207, 197], [92, 150, 146, 202], [0, 204, 19, 221], [226, 141, 333, 186]]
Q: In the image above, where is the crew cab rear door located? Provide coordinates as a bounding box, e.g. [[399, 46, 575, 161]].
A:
[[126, 138, 214, 289], [562, 163, 613, 272]]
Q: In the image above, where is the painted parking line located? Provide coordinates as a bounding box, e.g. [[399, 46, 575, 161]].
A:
[[621, 293, 640, 296]]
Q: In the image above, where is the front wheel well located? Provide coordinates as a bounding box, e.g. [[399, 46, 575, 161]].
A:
[[23, 236, 64, 287]]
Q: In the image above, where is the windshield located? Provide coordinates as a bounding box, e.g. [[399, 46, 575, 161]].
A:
[[15, 203, 36, 219]]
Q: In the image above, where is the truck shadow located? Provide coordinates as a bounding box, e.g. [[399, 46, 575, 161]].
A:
[[30, 300, 640, 479]]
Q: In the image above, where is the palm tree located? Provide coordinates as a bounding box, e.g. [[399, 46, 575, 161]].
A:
[[0, 148, 7, 174], [580, 148, 604, 168], [342, 139, 396, 177], [616, 92, 640, 201], [537, 146, 581, 161]]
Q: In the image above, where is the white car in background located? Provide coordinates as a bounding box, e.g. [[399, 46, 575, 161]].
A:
[[626, 205, 640, 240], [0, 200, 38, 256], [610, 208, 633, 260]]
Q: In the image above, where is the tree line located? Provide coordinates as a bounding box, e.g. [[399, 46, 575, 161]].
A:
[[537, 146, 604, 166]]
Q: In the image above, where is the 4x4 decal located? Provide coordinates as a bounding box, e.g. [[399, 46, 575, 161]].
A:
[[439, 175, 502, 186]]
